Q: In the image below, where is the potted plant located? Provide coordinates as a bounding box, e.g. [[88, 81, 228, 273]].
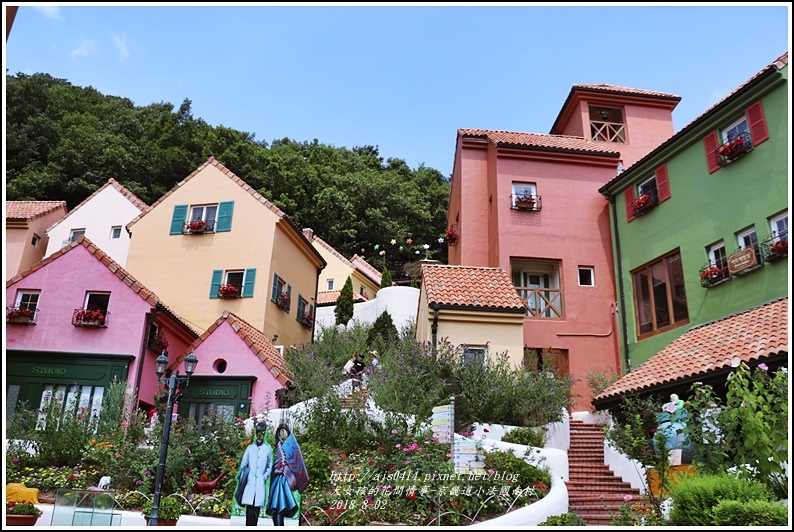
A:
[[630, 193, 653, 216], [187, 219, 206, 233], [514, 195, 536, 210], [6, 500, 43, 526], [769, 238, 787, 256], [445, 226, 458, 245], [218, 284, 240, 298], [7, 307, 33, 322], [718, 135, 749, 161], [141, 496, 183, 526], [277, 293, 291, 311], [699, 265, 728, 286], [153, 333, 169, 351], [75, 308, 106, 325]]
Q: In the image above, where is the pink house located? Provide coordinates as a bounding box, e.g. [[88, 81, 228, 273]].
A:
[[6, 235, 290, 421], [449, 84, 680, 411]]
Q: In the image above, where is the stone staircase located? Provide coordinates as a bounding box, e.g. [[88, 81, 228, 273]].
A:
[[565, 419, 643, 526]]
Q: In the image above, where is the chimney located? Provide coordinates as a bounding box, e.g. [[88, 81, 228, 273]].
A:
[[302, 228, 314, 241]]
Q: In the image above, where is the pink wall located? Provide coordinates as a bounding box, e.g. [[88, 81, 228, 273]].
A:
[[191, 321, 284, 415]]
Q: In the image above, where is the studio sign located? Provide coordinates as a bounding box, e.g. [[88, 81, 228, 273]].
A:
[[197, 389, 230, 397], [32, 367, 67, 376]]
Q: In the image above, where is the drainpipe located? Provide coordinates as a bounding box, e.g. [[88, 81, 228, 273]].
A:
[[610, 197, 632, 372], [431, 303, 439, 360], [136, 309, 161, 407]]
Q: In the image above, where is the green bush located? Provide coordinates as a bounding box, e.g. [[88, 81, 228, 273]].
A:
[[667, 472, 775, 526], [538, 511, 586, 526], [300, 440, 332, 491], [141, 495, 186, 522], [502, 426, 545, 448], [712, 499, 788, 526], [483, 450, 552, 495]]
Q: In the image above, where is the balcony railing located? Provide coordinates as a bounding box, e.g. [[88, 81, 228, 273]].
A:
[[716, 132, 753, 167], [631, 188, 659, 217], [512, 195, 543, 212], [6, 306, 38, 324], [515, 286, 562, 318], [183, 219, 216, 234], [276, 294, 291, 312], [761, 230, 787, 264], [147, 333, 169, 352], [590, 120, 626, 143], [72, 308, 109, 327], [699, 261, 730, 288]]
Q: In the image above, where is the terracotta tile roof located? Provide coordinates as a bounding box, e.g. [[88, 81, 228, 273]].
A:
[[595, 297, 788, 402], [458, 128, 619, 155], [5, 235, 199, 337], [46, 178, 147, 232], [571, 83, 681, 100], [316, 290, 368, 306], [600, 51, 788, 193], [178, 311, 291, 386], [421, 264, 526, 311], [6, 201, 67, 222], [349, 254, 382, 286]]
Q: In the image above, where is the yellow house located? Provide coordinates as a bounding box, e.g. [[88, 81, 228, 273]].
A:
[[416, 264, 526, 367], [125, 157, 326, 348], [303, 229, 382, 302]]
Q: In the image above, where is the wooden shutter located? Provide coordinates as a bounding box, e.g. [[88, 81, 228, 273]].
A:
[[242, 268, 256, 297], [216, 201, 234, 232], [703, 131, 720, 174], [271, 273, 279, 302], [655, 164, 671, 203], [746, 100, 769, 146], [624, 186, 637, 222], [170, 205, 188, 235], [209, 270, 223, 299]]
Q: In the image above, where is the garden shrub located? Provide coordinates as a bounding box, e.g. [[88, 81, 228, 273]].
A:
[[667, 472, 774, 526], [538, 511, 586, 526], [712, 499, 788, 526], [300, 440, 332, 491], [483, 450, 552, 496], [502, 426, 545, 448]]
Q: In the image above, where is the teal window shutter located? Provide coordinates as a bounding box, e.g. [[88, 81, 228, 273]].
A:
[[210, 270, 223, 299], [216, 201, 234, 232], [170, 205, 189, 235], [297, 296, 305, 317], [243, 268, 256, 297], [286, 284, 292, 301], [271, 273, 279, 302]]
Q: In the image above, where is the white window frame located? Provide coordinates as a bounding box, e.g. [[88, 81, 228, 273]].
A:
[[70, 229, 86, 242], [736, 227, 758, 250], [16, 290, 41, 312], [578, 267, 595, 287], [512, 182, 537, 207], [31, 234, 40, 247], [224, 269, 245, 289], [707, 241, 727, 267], [190, 204, 218, 223], [110, 226, 122, 239], [83, 292, 110, 312], [721, 117, 749, 143], [637, 175, 657, 198], [770, 212, 788, 240], [326, 279, 334, 291]]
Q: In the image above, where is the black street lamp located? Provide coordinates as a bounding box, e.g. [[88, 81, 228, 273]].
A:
[[147, 349, 198, 526]]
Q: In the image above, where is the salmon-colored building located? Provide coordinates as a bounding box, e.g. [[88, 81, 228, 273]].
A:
[[448, 85, 680, 410], [6, 201, 67, 281]]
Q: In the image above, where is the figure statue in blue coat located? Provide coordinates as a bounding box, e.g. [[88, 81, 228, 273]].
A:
[[237, 421, 273, 526]]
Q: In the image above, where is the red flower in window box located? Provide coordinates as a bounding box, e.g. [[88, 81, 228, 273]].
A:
[[218, 284, 240, 297], [76, 309, 106, 324], [277, 293, 291, 310], [445, 226, 458, 245], [630, 193, 656, 215], [187, 219, 206, 232], [770, 238, 787, 255], [7, 308, 33, 321], [699, 265, 728, 281], [514, 195, 536, 210], [718, 136, 748, 159], [154, 334, 169, 350]]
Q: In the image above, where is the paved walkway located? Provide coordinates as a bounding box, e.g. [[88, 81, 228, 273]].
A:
[[33, 503, 300, 528]]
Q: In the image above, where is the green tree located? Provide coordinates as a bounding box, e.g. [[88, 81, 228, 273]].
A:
[[380, 266, 393, 288], [366, 310, 399, 349], [334, 276, 355, 327]]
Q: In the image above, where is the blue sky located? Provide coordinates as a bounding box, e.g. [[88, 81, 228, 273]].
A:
[[3, 3, 791, 178]]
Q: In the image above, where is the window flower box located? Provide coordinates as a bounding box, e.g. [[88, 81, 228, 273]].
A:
[[218, 284, 241, 298], [717, 132, 752, 166], [300, 313, 314, 328], [514, 195, 537, 211], [6, 307, 36, 324], [149, 333, 169, 352], [73, 308, 108, 327], [445, 226, 458, 245], [630, 193, 656, 216], [277, 293, 291, 311], [762, 234, 787, 263], [699, 264, 730, 288], [185, 219, 207, 234]]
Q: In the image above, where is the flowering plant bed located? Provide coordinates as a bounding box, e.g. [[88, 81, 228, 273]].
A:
[[7, 500, 43, 517]]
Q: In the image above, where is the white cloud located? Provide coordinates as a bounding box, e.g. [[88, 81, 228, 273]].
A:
[[32, 6, 61, 20], [111, 33, 129, 61], [71, 40, 97, 58]]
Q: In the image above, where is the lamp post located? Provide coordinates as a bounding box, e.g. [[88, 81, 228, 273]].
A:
[[147, 349, 198, 526]]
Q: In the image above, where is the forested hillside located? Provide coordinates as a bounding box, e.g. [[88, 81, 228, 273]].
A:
[[5, 72, 451, 277]]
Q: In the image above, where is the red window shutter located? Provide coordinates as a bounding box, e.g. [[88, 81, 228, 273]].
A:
[[747, 100, 769, 146], [625, 186, 636, 222], [655, 164, 671, 203], [703, 131, 720, 174]]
